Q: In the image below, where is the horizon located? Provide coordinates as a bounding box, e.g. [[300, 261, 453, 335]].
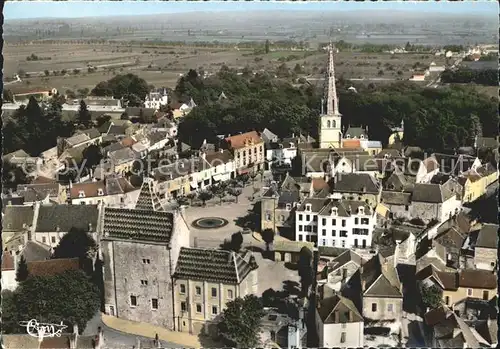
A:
[[4, 0, 498, 20]]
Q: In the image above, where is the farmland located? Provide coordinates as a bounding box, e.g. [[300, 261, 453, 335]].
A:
[[4, 41, 450, 94]]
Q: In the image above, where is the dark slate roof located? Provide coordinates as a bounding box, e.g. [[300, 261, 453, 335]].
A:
[[317, 295, 363, 324], [278, 190, 300, 205], [332, 173, 380, 194], [107, 125, 128, 136], [2, 195, 25, 211], [76, 128, 101, 140], [362, 254, 402, 298], [380, 191, 411, 206], [412, 183, 451, 203], [134, 180, 164, 211], [174, 247, 258, 284], [318, 246, 348, 258], [103, 142, 126, 155], [148, 131, 168, 145], [35, 205, 99, 232], [296, 198, 329, 213], [344, 127, 367, 139], [2, 206, 35, 231], [475, 224, 498, 249], [21, 241, 51, 263], [375, 149, 402, 158], [103, 207, 173, 243], [125, 107, 156, 118], [430, 153, 477, 176], [329, 250, 363, 271]]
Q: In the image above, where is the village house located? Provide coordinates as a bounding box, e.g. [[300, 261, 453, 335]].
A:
[[144, 89, 169, 110], [17, 181, 67, 204], [424, 153, 481, 178], [259, 308, 307, 349], [12, 88, 58, 103], [147, 131, 171, 152], [172, 248, 258, 336], [260, 128, 279, 144], [272, 240, 315, 264], [317, 250, 363, 294], [203, 149, 235, 183], [224, 131, 265, 174], [330, 172, 381, 208], [69, 176, 140, 207], [416, 265, 497, 307], [315, 295, 364, 348], [459, 164, 498, 203], [410, 180, 462, 224], [359, 254, 403, 322], [151, 117, 178, 138], [379, 191, 412, 220], [108, 147, 137, 176], [265, 134, 315, 169], [472, 223, 498, 271], [1, 252, 16, 291], [101, 193, 190, 329]]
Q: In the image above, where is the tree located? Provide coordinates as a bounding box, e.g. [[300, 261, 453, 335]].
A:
[[228, 187, 242, 203], [44, 69, 50, 76], [293, 63, 302, 74], [186, 192, 197, 205], [120, 112, 129, 120], [16, 255, 29, 282], [265, 39, 270, 54], [218, 295, 265, 348], [73, 69, 80, 75], [13, 270, 100, 332], [420, 284, 443, 310], [261, 228, 275, 252], [65, 89, 77, 99], [297, 247, 313, 298], [91, 73, 150, 99], [82, 144, 103, 170], [125, 93, 143, 108], [52, 228, 97, 275], [1, 290, 19, 334], [214, 183, 227, 205], [237, 174, 250, 186], [76, 100, 92, 127], [197, 190, 213, 206], [229, 232, 243, 252], [96, 114, 111, 128]]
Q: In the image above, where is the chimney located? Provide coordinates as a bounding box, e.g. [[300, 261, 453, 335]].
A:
[[193, 237, 198, 248]]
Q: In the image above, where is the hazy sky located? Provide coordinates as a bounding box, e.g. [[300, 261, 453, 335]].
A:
[[4, 0, 498, 20]]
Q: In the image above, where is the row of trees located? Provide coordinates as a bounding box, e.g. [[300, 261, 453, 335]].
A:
[[175, 68, 498, 153], [90, 73, 150, 102], [3, 229, 101, 334], [440, 68, 497, 86]]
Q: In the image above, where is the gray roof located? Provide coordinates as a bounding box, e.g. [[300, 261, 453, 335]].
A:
[[103, 142, 126, 155], [174, 247, 258, 284], [2, 206, 35, 232], [318, 246, 348, 258], [109, 147, 137, 165], [153, 157, 209, 181], [76, 128, 101, 140], [36, 204, 99, 232], [125, 107, 156, 118], [107, 124, 128, 136], [475, 224, 498, 249], [66, 133, 90, 146], [21, 241, 51, 263], [380, 191, 411, 206], [475, 136, 498, 149], [362, 254, 402, 298], [261, 128, 279, 143], [148, 131, 168, 145], [412, 182, 457, 203], [332, 173, 380, 194], [134, 180, 164, 211], [329, 250, 363, 272], [344, 127, 367, 139], [317, 295, 363, 324], [296, 198, 329, 213], [103, 207, 173, 243]]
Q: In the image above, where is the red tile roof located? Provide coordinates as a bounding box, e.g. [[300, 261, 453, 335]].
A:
[[27, 258, 80, 277], [70, 181, 106, 199], [312, 178, 329, 192], [342, 139, 361, 149], [121, 137, 137, 147], [2, 252, 15, 271], [225, 131, 263, 149]]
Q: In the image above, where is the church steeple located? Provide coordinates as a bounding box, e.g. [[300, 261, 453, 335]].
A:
[[326, 41, 340, 116]]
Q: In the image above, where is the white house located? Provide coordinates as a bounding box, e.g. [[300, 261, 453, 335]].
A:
[[152, 117, 178, 138], [315, 295, 364, 348], [1, 252, 17, 291], [203, 149, 235, 183], [69, 177, 141, 207], [295, 198, 376, 249], [266, 141, 297, 167], [144, 90, 168, 110]]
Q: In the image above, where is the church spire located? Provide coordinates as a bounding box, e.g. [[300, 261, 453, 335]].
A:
[[325, 41, 340, 116]]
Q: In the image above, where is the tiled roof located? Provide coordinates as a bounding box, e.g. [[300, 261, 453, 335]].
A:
[[458, 270, 497, 289], [76, 127, 101, 140], [27, 258, 81, 277], [109, 147, 137, 164], [21, 241, 51, 263], [70, 180, 106, 199], [134, 180, 164, 211], [362, 254, 402, 298], [204, 150, 234, 165], [174, 247, 257, 284], [329, 250, 362, 272], [148, 131, 168, 145], [296, 198, 329, 213], [317, 295, 363, 324], [261, 128, 279, 143], [103, 207, 174, 243], [125, 107, 156, 118], [312, 178, 329, 192], [475, 224, 498, 249], [225, 131, 263, 149], [380, 191, 411, 206], [2, 205, 35, 231], [35, 205, 99, 232], [2, 252, 15, 271], [342, 139, 361, 149], [412, 183, 452, 203], [103, 142, 126, 155], [107, 124, 128, 136], [344, 127, 367, 139], [318, 246, 348, 258], [66, 133, 90, 146], [121, 136, 138, 147]]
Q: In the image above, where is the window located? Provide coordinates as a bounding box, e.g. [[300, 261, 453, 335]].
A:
[[467, 288, 472, 296], [332, 230, 336, 237], [298, 225, 303, 232], [355, 218, 359, 224], [130, 295, 137, 307], [387, 304, 393, 312], [336, 269, 341, 276], [298, 214, 303, 221], [142, 259, 151, 264], [195, 286, 201, 295], [340, 332, 346, 343], [322, 229, 326, 236], [340, 230, 348, 237], [341, 220, 346, 227], [482, 291, 489, 300], [227, 289, 233, 299], [354, 239, 358, 247], [196, 304, 202, 313], [212, 306, 218, 315], [306, 215, 310, 221], [322, 218, 326, 225], [211, 287, 217, 298], [371, 303, 377, 312], [51, 236, 56, 243], [285, 204, 291, 211], [42, 237, 46, 244], [405, 205, 409, 211], [298, 235, 303, 241], [361, 218, 369, 225], [332, 219, 336, 225], [181, 302, 187, 312], [280, 215, 285, 222], [321, 239, 326, 245], [151, 298, 158, 310], [341, 240, 345, 248], [180, 284, 186, 294], [332, 240, 336, 246], [327, 120, 331, 128], [141, 280, 148, 286], [445, 296, 450, 305], [265, 213, 272, 221]]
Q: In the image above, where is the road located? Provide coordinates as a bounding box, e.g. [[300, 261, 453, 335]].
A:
[[84, 313, 183, 349]]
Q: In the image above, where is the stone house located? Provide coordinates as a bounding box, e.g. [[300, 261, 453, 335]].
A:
[[259, 308, 307, 349], [100, 203, 190, 330], [410, 181, 462, 224], [359, 254, 403, 322], [315, 295, 364, 347], [379, 191, 412, 220], [203, 149, 235, 183], [108, 147, 137, 176], [317, 250, 363, 294], [224, 131, 265, 174], [416, 265, 497, 307], [273, 240, 314, 264], [330, 172, 381, 208], [172, 248, 258, 337], [17, 182, 67, 204], [473, 224, 498, 271]]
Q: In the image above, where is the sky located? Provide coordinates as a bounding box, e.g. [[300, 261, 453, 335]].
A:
[[4, 0, 498, 20]]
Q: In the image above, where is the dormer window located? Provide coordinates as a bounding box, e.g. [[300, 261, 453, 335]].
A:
[[358, 207, 365, 215], [78, 191, 85, 198], [331, 208, 338, 216], [360, 134, 364, 139], [305, 204, 312, 212], [346, 134, 351, 139], [286, 203, 291, 211], [97, 188, 104, 196]]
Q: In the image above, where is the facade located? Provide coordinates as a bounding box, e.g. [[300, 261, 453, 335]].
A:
[[315, 295, 364, 347], [1, 252, 17, 291], [101, 202, 190, 330], [319, 44, 342, 149], [473, 224, 498, 271], [224, 131, 265, 173], [331, 172, 382, 208], [411, 182, 462, 223], [318, 250, 363, 293], [69, 177, 140, 207], [204, 150, 235, 183], [144, 90, 168, 110], [173, 248, 258, 336]]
